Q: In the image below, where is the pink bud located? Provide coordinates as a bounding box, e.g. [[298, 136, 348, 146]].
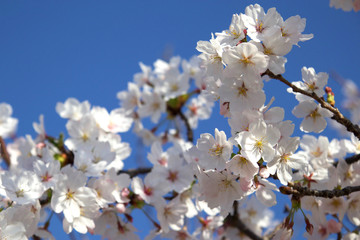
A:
[[121, 187, 130, 198], [259, 167, 270, 178], [220, 101, 230, 116], [36, 142, 46, 149], [325, 86, 332, 93], [327, 219, 342, 234], [116, 203, 126, 213], [239, 177, 253, 191], [354, 0, 360, 12], [305, 220, 314, 235], [125, 213, 133, 223]]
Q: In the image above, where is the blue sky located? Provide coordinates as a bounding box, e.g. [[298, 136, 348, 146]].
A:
[[1, 1, 359, 239]]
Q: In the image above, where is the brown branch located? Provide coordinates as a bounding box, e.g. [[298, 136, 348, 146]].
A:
[[224, 201, 263, 240], [264, 69, 360, 140], [264, 222, 284, 240], [178, 110, 194, 143], [118, 167, 152, 178], [280, 183, 360, 198], [225, 215, 264, 240], [345, 153, 360, 165], [0, 137, 11, 167]]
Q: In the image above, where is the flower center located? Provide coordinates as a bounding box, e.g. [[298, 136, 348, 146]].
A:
[[308, 109, 321, 120], [281, 153, 291, 163], [209, 144, 224, 157], [167, 171, 178, 182], [311, 147, 323, 158], [240, 55, 254, 65], [238, 83, 248, 96], [15, 189, 25, 198], [66, 190, 75, 200]]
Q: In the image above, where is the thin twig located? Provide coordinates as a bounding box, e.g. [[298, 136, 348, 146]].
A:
[[118, 167, 152, 177], [0, 136, 11, 167], [264, 69, 360, 140], [280, 183, 360, 198], [178, 110, 194, 143]]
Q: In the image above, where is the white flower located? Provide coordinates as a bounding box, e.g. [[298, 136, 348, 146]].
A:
[[222, 42, 269, 79], [267, 137, 307, 185], [279, 15, 313, 45], [216, 14, 246, 46], [51, 166, 97, 223], [131, 175, 168, 204], [63, 205, 99, 234], [74, 147, 107, 177], [99, 133, 131, 171], [32, 114, 46, 142], [65, 114, 99, 150], [219, 76, 265, 113], [235, 120, 280, 163], [133, 62, 153, 87], [255, 178, 278, 207], [196, 34, 225, 78], [55, 98, 90, 121], [33, 158, 61, 190], [347, 192, 360, 226], [193, 215, 223, 240], [147, 142, 169, 167], [241, 4, 282, 42], [91, 107, 133, 133], [195, 128, 232, 170], [290, 67, 328, 102], [181, 56, 204, 83], [185, 95, 213, 129], [292, 100, 332, 133], [197, 168, 244, 214], [330, 0, 355, 11], [160, 73, 190, 101], [343, 133, 360, 154], [2, 201, 41, 238], [0, 214, 27, 240], [117, 82, 141, 112], [154, 198, 187, 233], [137, 91, 166, 123], [0, 103, 18, 139], [1, 170, 44, 205], [226, 152, 259, 180], [150, 153, 194, 193], [239, 196, 274, 229]]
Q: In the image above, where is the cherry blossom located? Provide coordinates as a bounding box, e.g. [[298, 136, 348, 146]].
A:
[[1, 3, 360, 240]]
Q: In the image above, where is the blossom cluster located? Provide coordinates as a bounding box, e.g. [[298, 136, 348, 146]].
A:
[[0, 3, 360, 240], [330, 0, 360, 11]]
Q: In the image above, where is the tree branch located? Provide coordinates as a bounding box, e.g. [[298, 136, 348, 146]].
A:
[[345, 153, 360, 165], [0, 136, 11, 167], [118, 167, 152, 178], [178, 110, 194, 143], [226, 216, 264, 240], [280, 183, 360, 198], [264, 69, 360, 140], [224, 201, 263, 240]]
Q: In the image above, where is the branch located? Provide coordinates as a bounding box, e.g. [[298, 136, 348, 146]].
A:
[[264, 69, 360, 140], [118, 167, 152, 178], [264, 222, 284, 240], [226, 216, 264, 240], [345, 153, 360, 165], [280, 183, 360, 198], [0, 137, 11, 167], [178, 110, 194, 143], [224, 201, 263, 240]]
